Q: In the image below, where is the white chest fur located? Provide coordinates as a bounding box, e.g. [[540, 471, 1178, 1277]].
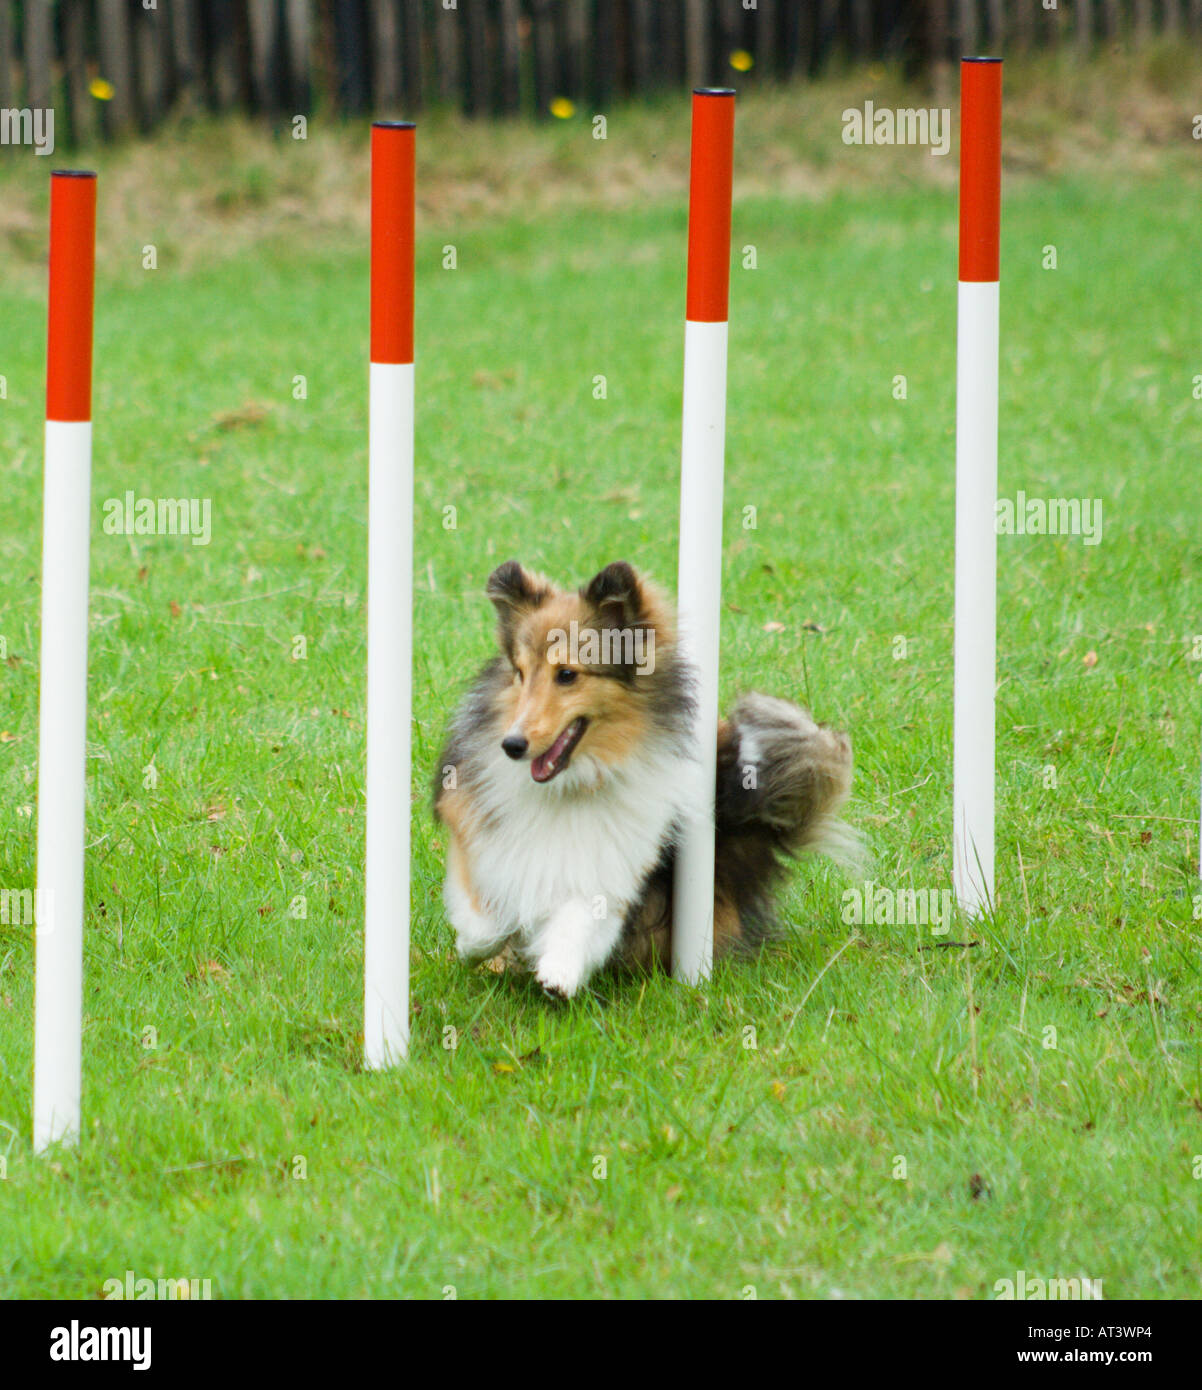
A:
[[467, 743, 691, 934]]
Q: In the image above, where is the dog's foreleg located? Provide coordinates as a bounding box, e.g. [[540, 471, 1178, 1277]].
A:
[[445, 847, 508, 961], [530, 897, 623, 1000]]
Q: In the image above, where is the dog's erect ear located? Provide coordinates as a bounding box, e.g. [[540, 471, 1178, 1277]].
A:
[[486, 561, 549, 654], [486, 560, 547, 614], [581, 561, 645, 629]]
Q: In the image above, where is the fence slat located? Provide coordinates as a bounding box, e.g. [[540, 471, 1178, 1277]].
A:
[[561, 0, 588, 99], [333, 0, 371, 113], [985, 0, 1004, 51], [0, 0, 12, 111], [135, 0, 174, 125], [284, 0, 312, 112], [715, 0, 740, 79], [463, 0, 489, 115], [851, 0, 873, 60], [816, 0, 839, 70], [498, 0, 522, 114], [433, 0, 461, 106], [206, 0, 244, 110], [627, 0, 654, 94], [171, 0, 204, 108], [62, 0, 96, 146], [927, 0, 949, 67], [1075, 0, 1093, 54], [756, 0, 777, 80], [25, 0, 54, 114], [1133, 0, 1153, 42], [531, 0, 556, 115], [684, 0, 707, 89], [594, 0, 617, 106], [1019, 0, 1037, 51], [98, 0, 137, 134], [657, 0, 683, 87], [780, 0, 811, 77], [400, 0, 422, 111], [959, 0, 979, 54], [312, 0, 336, 109], [370, 0, 403, 108]]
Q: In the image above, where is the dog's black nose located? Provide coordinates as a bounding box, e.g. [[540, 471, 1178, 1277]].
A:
[[501, 735, 528, 760]]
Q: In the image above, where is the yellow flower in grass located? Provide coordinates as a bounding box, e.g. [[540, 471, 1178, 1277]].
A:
[[729, 49, 753, 73], [89, 77, 115, 101], [549, 96, 575, 119]]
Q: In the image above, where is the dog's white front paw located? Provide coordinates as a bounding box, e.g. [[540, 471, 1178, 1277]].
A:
[[530, 896, 622, 999], [453, 913, 503, 961], [446, 876, 507, 962], [457, 934, 496, 963], [534, 945, 585, 1000]]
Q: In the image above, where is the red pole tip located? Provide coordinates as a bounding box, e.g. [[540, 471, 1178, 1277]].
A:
[[370, 123, 416, 365], [958, 57, 1002, 283], [685, 89, 735, 323], [46, 170, 97, 422]]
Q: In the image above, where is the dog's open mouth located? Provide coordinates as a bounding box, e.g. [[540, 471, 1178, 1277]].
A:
[[530, 717, 588, 783]]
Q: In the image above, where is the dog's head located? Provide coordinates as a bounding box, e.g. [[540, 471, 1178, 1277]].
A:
[[485, 560, 675, 784]]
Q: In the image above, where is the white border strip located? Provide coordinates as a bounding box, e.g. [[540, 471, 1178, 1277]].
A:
[[33, 419, 93, 1150], [364, 361, 414, 1066], [673, 318, 728, 983], [952, 279, 999, 915]]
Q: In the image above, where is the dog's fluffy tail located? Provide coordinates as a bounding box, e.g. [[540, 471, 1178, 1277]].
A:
[[713, 693, 863, 941]]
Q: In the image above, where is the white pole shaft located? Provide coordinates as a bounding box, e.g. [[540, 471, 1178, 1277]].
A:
[[32, 419, 93, 1151], [364, 360, 413, 1066], [952, 280, 999, 914], [673, 318, 728, 983]]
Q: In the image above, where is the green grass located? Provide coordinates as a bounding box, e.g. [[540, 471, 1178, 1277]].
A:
[[1, 84, 1201, 1299]]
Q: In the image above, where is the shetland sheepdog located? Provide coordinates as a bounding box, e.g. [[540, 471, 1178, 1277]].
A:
[[434, 560, 856, 999]]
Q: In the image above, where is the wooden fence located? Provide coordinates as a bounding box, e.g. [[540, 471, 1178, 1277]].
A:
[[1, 0, 1198, 144]]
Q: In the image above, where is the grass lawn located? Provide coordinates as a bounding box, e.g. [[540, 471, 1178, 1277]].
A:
[[1, 60, 1200, 1299]]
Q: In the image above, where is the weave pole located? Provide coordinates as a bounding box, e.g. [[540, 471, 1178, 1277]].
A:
[[673, 89, 735, 984], [953, 58, 1002, 915], [364, 121, 415, 1067], [32, 170, 97, 1151]]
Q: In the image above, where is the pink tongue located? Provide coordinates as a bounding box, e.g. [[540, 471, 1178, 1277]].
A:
[[531, 720, 581, 783]]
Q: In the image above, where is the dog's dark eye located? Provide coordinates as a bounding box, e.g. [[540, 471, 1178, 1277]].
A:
[[513, 666, 524, 684], [555, 667, 578, 686]]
